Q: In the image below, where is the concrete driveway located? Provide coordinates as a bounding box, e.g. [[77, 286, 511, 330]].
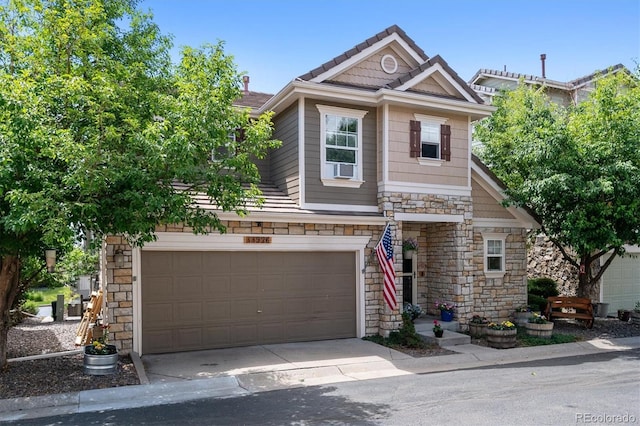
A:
[[141, 338, 415, 389]]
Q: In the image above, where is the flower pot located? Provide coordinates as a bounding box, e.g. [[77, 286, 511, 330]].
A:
[[84, 345, 118, 375], [513, 311, 533, 326], [434, 329, 444, 338], [469, 323, 487, 338], [440, 310, 454, 322], [525, 322, 554, 338], [485, 328, 517, 349], [618, 310, 631, 322], [403, 250, 415, 259]]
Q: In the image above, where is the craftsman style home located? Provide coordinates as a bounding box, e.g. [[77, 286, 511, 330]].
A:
[[102, 25, 537, 355]]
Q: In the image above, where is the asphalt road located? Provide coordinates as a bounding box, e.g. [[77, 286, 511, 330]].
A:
[[6, 349, 640, 426]]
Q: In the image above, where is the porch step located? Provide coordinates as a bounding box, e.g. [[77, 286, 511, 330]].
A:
[[418, 330, 471, 347], [413, 316, 470, 347]]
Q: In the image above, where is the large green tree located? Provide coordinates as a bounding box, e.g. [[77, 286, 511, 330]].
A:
[[475, 70, 640, 299], [0, 0, 279, 367]]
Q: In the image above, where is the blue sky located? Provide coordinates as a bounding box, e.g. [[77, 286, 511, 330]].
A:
[[139, 0, 639, 94]]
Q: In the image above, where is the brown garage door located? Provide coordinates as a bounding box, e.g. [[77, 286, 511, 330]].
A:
[[141, 251, 356, 354]]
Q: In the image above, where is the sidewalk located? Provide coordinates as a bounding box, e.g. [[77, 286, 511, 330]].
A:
[[1, 336, 639, 421]]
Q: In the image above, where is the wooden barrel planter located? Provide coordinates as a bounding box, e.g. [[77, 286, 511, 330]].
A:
[[469, 323, 487, 338], [485, 328, 517, 349], [513, 311, 533, 326], [525, 322, 554, 338], [84, 345, 118, 375]]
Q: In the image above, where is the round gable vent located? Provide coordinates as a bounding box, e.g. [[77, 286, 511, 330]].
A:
[[380, 54, 398, 74]]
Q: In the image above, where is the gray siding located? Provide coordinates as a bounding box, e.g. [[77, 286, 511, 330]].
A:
[[270, 103, 300, 203], [304, 100, 378, 207]]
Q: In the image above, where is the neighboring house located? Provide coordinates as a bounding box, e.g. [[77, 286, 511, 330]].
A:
[[102, 25, 537, 356], [469, 63, 639, 313]]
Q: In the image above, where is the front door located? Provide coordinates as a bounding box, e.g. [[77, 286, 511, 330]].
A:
[[401, 254, 416, 306]]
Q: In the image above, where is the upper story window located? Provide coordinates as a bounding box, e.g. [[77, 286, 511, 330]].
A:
[[317, 105, 367, 187], [410, 114, 451, 165], [482, 233, 508, 278]]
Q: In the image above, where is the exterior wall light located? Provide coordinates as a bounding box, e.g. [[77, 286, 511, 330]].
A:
[[114, 249, 125, 268]]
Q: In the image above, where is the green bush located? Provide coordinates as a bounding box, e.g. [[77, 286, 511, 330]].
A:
[[21, 300, 39, 315], [24, 291, 44, 302], [528, 277, 560, 298], [528, 294, 548, 312]]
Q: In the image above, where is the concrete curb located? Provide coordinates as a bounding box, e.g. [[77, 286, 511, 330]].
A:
[[1, 336, 639, 421]]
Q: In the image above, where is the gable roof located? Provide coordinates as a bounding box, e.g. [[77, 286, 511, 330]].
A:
[[298, 25, 429, 82]]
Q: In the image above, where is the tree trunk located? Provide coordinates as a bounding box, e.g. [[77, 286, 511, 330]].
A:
[[577, 256, 597, 300], [0, 255, 21, 369]]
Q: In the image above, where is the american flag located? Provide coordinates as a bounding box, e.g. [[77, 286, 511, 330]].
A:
[[375, 223, 397, 311]]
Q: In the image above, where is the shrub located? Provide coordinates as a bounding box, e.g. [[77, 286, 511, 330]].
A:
[[21, 300, 39, 315], [528, 278, 560, 298], [388, 312, 426, 348], [25, 291, 44, 302], [528, 294, 548, 312]]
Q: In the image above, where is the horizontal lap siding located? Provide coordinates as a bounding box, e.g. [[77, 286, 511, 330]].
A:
[[387, 106, 469, 187], [271, 103, 300, 201], [304, 99, 378, 206]]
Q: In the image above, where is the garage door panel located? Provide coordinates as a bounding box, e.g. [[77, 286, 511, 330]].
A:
[[174, 302, 202, 323], [174, 277, 202, 300], [142, 251, 356, 354]]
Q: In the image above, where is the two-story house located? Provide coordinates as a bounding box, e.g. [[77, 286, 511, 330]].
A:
[[103, 25, 537, 355], [469, 63, 639, 314]]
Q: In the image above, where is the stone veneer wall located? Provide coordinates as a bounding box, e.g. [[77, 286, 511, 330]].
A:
[[472, 227, 528, 322], [379, 192, 474, 327], [103, 221, 390, 354]]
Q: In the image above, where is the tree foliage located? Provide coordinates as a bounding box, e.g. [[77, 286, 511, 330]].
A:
[[0, 0, 280, 367], [475, 70, 640, 298]]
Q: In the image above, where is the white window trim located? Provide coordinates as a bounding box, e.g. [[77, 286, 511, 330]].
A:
[[414, 113, 447, 165], [317, 104, 367, 188], [482, 232, 508, 278]]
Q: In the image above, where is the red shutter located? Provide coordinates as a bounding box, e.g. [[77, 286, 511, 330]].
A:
[[409, 120, 421, 158], [440, 124, 451, 161]]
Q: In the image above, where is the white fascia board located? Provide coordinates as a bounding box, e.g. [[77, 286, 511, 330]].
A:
[[396, 212, 464, 223], [301, 202, 379, 213], [298, 98, 306, 206], [140, 232, 373, 251], [381, 181, 472, 197], [215, 210, 385, 226], [309, 33, 424, 83], [376, 89, 495, 119], [395, 63, 478, 103]]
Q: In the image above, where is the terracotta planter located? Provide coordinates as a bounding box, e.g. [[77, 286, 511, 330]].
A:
[[469, 323, 487, 338], [525, 322, 554, 338], [84, 345, 118, 375], [486, 328, 517, 349]]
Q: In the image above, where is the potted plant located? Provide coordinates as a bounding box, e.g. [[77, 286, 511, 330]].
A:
[[435, 300, 456, 322], [632, 301, 640, 325], [84, 324, 118, 375], [469, 314, 489, 338], [403, 303, 423, 323], [513, 305, 534, 325], [486, 320, 517, 349], [402, 237, 418, 259], [525, 313, 554, 338], [432, 320, 444, 338]]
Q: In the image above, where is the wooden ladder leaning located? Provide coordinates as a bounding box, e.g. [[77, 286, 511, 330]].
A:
[[75, 290, 104, 346]]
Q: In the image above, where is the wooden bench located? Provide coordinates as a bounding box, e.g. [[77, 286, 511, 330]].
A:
[[544, 296, 594, 329]]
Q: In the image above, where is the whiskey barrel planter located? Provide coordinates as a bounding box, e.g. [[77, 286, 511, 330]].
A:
[[84, 345, 118, 375], [485, 328, 517, 349], [513, 311, 534, 326], [525, 322, 554, 338], [469, 323, 487, 338]]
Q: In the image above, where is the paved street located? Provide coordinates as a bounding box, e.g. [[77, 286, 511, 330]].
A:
[[6, 348, 639, 426]]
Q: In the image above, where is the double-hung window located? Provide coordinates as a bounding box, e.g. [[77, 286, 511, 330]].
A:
[[317, 105, 367, 187], [410, 114, 451, 163], [483, 233, 508, 278]]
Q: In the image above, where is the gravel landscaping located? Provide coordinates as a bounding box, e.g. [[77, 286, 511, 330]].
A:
[[1, 315, 638, 400]]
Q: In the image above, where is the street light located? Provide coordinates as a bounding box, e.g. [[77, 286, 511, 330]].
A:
[[45, 249, 57, 273]]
